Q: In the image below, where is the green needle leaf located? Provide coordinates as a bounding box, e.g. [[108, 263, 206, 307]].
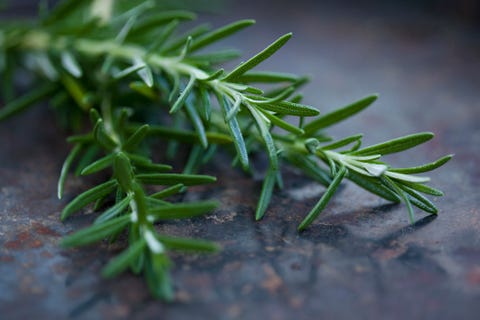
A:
[[136, 173, 216, 186], [146, 125, 232, 144], [224, 33, 292, 81], [189, 19, 255, 52], [322, 134, 364, 151], [156, 235, 220, 252], [382, 176, 415, 223], [57, 144, 82, 199], [150, 184, 184, 199], [114, 152, 134, 191], [149, 201, 218, 220], [236, 71, 300, 83], [102, 238, 147, 278], [94, 195, 133, 225], [298, 166, 347, 231], [260, 100, 319, 117], [217, 94, 249, 169], [399, 184, 438, 214], [347, 171, 401, 202], [389, 154, 453, 174], [255, 167, 277, 220], [80, 153, 115, 176], [123, 124, 149, 151], [259, 109, 305, 135], [93, 119, 118, 151], [303, 94, 378, 135], [0, 83, 57, 121], [42, 0, 87, 25], [247, 104, 278, 170], [61, 180, 117, 221], [169, 75, 196, 114], [185, 98, 208, 148], [352, 132, 435, 156], [61, 215, 130, 247], [127, 11, 196, 37]]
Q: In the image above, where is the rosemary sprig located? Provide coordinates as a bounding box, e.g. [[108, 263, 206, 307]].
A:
[[0, 0, 452, 300]]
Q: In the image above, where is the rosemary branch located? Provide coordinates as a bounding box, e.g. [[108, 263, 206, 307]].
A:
[[0, 0, 452, 300]]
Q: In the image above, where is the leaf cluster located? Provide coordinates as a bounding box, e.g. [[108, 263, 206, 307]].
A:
[[0, 0, 452, 300]]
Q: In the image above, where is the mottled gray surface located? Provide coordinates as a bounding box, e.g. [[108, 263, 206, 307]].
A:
[[1, 1, 480, 319]]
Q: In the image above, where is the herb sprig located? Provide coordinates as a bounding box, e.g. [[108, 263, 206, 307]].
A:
[[0, 0, 452, 300]]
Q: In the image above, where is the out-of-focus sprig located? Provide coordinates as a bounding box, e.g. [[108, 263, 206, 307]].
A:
[[0, 0, 452, 300]]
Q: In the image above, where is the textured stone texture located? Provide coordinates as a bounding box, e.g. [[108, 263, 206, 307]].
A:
[[1, 1, 479, 319]]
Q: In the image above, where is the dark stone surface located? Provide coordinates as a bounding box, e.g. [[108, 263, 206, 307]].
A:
[[1, 1, 479, 319]]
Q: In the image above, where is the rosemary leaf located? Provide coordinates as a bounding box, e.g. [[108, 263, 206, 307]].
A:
[[303, 94, 378, 135], [136, 173, 216, 186], [61, 180, 118, 221], [224, 33, 292, 81], [102, 238, 147, 278], [61, 215, 130, 247], [298, 166, 347, 231]]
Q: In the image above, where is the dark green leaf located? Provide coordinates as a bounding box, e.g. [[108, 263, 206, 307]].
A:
[[156, 235, 219, 252], [80, 153, 114, 176], [57, 144, 82, 199], [247, 104, 278, 170], [236, 71, 299, 83], [93, 119, 118, 150], [258, 109, 305, 135], [389, 154, 453, 174], [127, 11, 196, 38], [260, 100, 319, 117], [60, 74, 92, 111], [322, 134, 363, 150], [189, 19, 255, 52], [0, 83, 57, 121], [146, 20, 179, 54], [160, 23, 210, 53], [148, 125, 233, 144], [123, 124, 149, 151], [352, 132, 434, 156], [198, 86, 211, 120], [224, 33, 292, 81], [169, 75, 196, 114], [303, 94, 378, 135], [286, 154, 331, 186], [145, 253, 173, 301], [94, 195, 132, 225], [185, 98, 208, 148], [183, 145, 203, 174], [255, 167, 276, 220], [298, 166, 347, 231], [398, 180, 444, 196], [187, 50, 241, 65], [149, 201, 218, 219], [114, 152, 134, 191], [42, 0, 88, 25], [150, 184, 185, 199], [136, 173, 216, 186], [400, 184, 438, 214], [61, 215, 130, 247], [217, 94, 249, 169], [102, 238, 147, 278], [61, 180, 117, 221], [382, 176, 415, 223], [74, 145, 99, 176], [347, 171, 401, 202], [199, 68, 224, 81], [129, 81, 158, 100]]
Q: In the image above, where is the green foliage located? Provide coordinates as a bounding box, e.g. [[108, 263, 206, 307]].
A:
[[0, 0, 451, 301]]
